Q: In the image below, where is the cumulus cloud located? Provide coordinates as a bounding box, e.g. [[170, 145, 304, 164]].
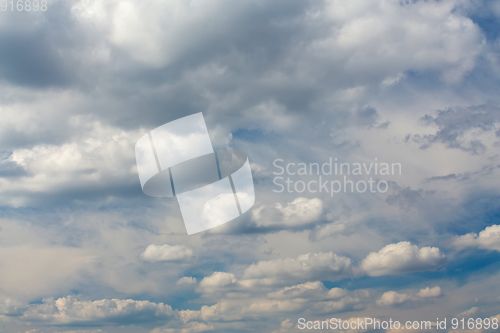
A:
[[186, 286, 368, 323], [416, 286, 442, 298], [66, 0, 484, 80], [141, 244, 193, 262], [176, 277, 197, 286], [376, 291, 412, 306], [252, 197, 323, 227], [457, 307, 479, 318], [198, 272, 238, 293], [242, 252, 352, 284], [0, 117, 140, 207], [453, 224, 500, 251], [360, 242, 446, 276], [0, 0, 499, 331], [21, 296, 175, 325], [376, 286, 442, 306]]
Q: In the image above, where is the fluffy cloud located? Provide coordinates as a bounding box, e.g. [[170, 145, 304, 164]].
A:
[[141, 244, 194, 262], [177, 277, 197, 286], [252, 197, 323, 227], [242, 252, 352, 284], [376, 291, 412, 306], [198, 272, 238, 293], [416, 286, 442, 298], [0, 0, 499, 331], [376, 286, 442, 306], [0, 117, 140, 207], [457, 307, 479, 318], [453, 224, 500, 251], [189, 285, 368, 323], [68, 0, 483, 84], [21, 296, 175, 325], [360, 242, 446, 276]]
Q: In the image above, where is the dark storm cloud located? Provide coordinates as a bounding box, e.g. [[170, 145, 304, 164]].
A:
[[0, 32, 72, 87]]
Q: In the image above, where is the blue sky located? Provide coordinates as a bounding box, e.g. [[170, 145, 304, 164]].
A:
[[1, 0, 500, 332]]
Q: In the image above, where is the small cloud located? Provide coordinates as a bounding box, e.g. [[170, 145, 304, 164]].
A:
[[141, 244, 193, 262], [198, 272, 237, 293], [458, 307, 479, 318], [360, 242, 446, 276], [416, 286, 442, 298], [377, 286, 442, 307], [252, 197, 323, 227], [177, 277, 197, 286], [377, 291, 412, 306]]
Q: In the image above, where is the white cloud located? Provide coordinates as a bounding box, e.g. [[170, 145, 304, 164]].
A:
[[319, 0, 483, 84], [141, 244, 193, 262], [176, 277, 197, 286], [360, 242, 446, 276], [252, 197, 323, 227], [242, 252, 352, 284], [70, 0, 483, 83], [21, 296, 175, 325], [198, 272, 237, 293], [453, 224, 500, 251], [0, 116, 140, 207], [377, 291, 412, 306], [192, 292, 367, 323], [377, 286, 442, 306], [457, 306, 479, 318], [416, 286, 442, 298], [0, 0, 498, 331]]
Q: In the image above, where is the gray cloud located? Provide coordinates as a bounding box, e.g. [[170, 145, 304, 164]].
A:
[[0, 0, 499, 332], [415, 104, 500, 154]]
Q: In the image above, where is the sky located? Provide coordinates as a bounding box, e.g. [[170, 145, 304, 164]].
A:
[[1, 0, 500, 332]]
